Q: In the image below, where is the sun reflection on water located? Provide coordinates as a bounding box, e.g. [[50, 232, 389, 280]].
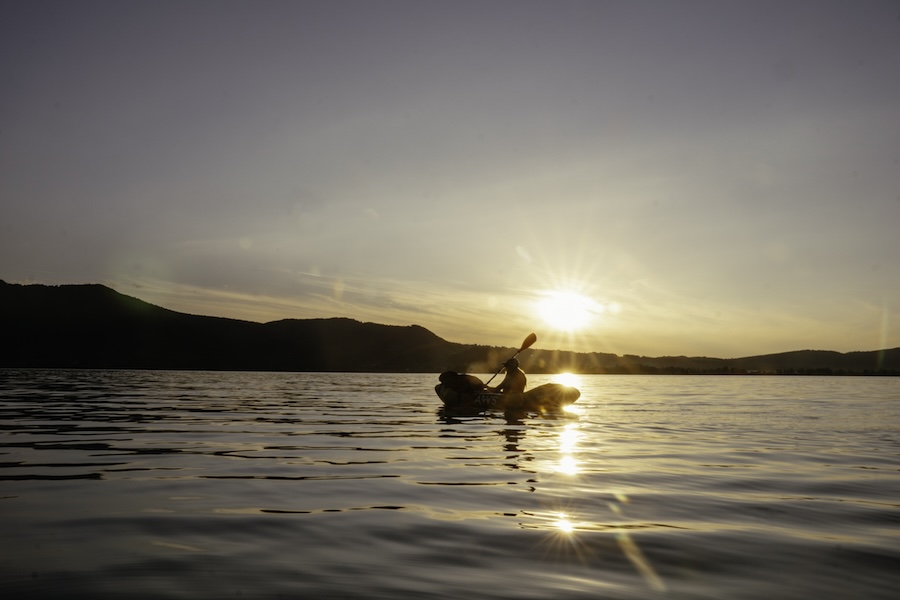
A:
[[515, 381, 665, 593], [554, 513, 575, 533], [556, 455, 579, 475], [551, 372, 582, 388], [534, 423, 667, 594], [555, 422, 581, 475]]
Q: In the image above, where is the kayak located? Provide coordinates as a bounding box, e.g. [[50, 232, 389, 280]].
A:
[[435, 382, 580, 411], [435, 371, 580, 412]]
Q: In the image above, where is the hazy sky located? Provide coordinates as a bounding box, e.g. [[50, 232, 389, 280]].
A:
[[3, 0, 899, 357]]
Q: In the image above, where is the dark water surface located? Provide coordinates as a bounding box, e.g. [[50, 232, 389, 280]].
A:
[[1, 370, 898, 599]]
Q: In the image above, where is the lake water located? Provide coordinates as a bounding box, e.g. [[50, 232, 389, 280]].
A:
[[1, 370, 898, 599]]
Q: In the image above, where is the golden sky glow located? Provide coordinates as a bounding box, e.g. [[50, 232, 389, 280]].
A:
[[2, 1, 898, 357]]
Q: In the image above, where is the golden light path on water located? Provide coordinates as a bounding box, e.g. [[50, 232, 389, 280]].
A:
[[538, 373, 666, 592]]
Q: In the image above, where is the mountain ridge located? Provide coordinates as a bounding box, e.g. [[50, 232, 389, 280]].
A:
[[2, 280, 897, 374]]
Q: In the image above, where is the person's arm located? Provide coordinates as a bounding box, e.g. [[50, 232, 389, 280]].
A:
[[491, 372, 511, 393]]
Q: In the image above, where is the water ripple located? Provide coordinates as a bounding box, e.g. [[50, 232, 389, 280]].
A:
[[1, 370, 899, 599]]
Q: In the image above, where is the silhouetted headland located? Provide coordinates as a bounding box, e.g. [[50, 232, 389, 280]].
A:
[[2, 280, 897, 374]]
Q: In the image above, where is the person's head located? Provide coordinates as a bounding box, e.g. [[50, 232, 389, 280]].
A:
[[504, 358, 519, 370]]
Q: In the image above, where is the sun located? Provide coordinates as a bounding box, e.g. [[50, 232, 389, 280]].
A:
[[536, 290, 601, 332]]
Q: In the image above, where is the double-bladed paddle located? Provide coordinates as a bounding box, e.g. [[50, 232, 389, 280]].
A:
[[484, 333, 537, 386]]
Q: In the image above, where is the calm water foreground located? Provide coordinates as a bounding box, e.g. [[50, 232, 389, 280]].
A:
[[1, 370, 898, 599]]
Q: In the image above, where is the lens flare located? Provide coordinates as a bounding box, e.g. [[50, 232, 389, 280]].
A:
[[617, 532, 665, 591]]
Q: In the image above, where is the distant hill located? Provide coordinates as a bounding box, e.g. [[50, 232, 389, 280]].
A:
[[1, 280, 898, 375]]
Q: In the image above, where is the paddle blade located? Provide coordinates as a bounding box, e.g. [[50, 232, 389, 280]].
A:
[[519, 333, 537, 352]]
